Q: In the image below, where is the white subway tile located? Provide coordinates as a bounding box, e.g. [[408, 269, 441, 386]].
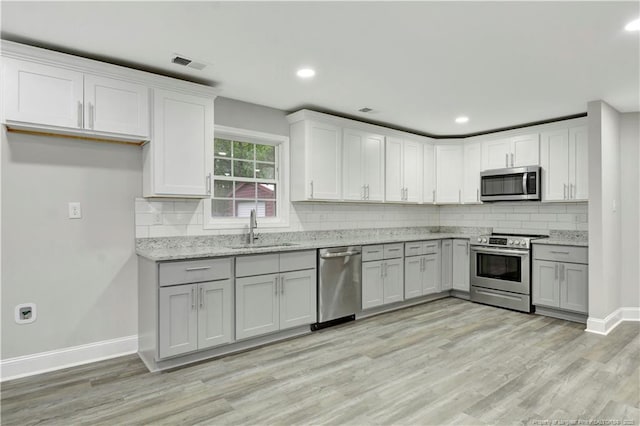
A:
[[173, 200, 201, 213], [163, 213, 200, 225], [530, 214, 557, 222], [135, 226, 149, 238], [135, 213, 155, 226], [499, 221, 522, 228], [521, 221, 550, 229], [149, 225, 188, 237], [539, 204, 567, 213]]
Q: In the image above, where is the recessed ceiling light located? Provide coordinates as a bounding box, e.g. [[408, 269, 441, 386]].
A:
[[625, 18, 640, 31], [455, 116, 469, 124], [296, 68, 315, 78]]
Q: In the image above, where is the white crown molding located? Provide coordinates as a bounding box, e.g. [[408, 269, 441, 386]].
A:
[[586, 307, 640, 335], [0, 335, 138, 382], [1, 40, 219, 98]]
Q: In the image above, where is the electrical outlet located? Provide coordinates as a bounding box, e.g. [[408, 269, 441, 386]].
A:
[[15, 303, 36, 324], [68, 202, 82, 219]]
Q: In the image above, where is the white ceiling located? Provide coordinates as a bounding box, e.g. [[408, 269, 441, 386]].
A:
[[1, 1, 639, 135]]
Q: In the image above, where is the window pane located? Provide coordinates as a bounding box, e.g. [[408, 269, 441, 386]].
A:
[[213, 181, 233, 198], [261, 201, 277, 218], [256, 145, 275, 162], [212, 199, 234, 217], [233, 160, 254, 178], [214, 158, 231, 176], [234, 182, 256, 199], [257, 183, 276, 199], [214, 139, 232, 157], [236, 201, 256, 218], [256, 163, 275, 180], [233, 141, 254, 160]]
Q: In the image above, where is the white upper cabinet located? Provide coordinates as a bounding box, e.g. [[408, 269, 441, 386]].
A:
[[462, 142, 482, 204], [435, 144, 463, 204], [343, 128, 384, 201], [3, 56, 149, 140], [144, 89, 214, 197], [385, 137, 421, 203], [482, 133, 539, 170], [540, 125, 588, 202], [422, 143, 436, 204], [289, 117, 342, 201]]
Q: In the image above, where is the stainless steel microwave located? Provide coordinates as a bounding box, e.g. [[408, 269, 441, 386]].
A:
[[480, 166, 541, 202]]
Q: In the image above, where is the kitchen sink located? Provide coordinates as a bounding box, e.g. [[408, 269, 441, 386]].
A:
[[226, 242, 300, 250]]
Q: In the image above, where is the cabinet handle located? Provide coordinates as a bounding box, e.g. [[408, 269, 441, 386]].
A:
[[366, 184, 370, 200], [200, 287, 204, 309], [560, 264, 565, 282], [388, 248, 400, 252], [563, 184, 567, 200], [432, 190, 436, 204], [570, 183, 574, 199], [555, 263, 558, 280], [458, 189, 461, 203], [477, 188, 479, 202], [206, 173, 212, 195], [281, 276, 285, 294], [89, 103, 95, 129], [466, 242, 469, 255], [380, 263, 384, 277], [310, 181, 314, 199], [77, 101, 83, 128], [550, 251, 570, 255], [511, 153, 514, 167], [505, 153, 509, 167], [191, 287, 196, 310], [185, 266, 211, 271], [274, 277, 278, 295]]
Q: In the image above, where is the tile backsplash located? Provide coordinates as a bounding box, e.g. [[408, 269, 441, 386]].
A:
[[135, 198, 587, 238]]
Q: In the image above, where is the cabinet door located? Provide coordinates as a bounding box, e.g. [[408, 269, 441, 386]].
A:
[[236, 274, 279, 340], [159, 284, 198, 358], [423, 253, 441, 295], [197, 280, 233, 350], [512, 134, 539, 167], [280, 270, 317, 330], [3, 58, 83, 129], [532, 260, 560, 308], [482, 139, 511, 170], [560, 263, 588, 313], [540, 129, 570, 201], [441, 240, 453, 290], [452, 240, 470, 291], [385, 137, 404, 202], [152, 89, 213, 197], [362, 261, 384, 309], [462, 142, 482, 203], [363, 133, 385, 201], [404, 256, 424, 299], [342, 128, 365, 200], [422, 143, 436, 203], [84, 74, 149, 137], [569, 126, 588, 201], [403, 140, 421, 203], [308, 121, 342, 200], [383, 258, 404, 304], [435, 144, 463, 203]]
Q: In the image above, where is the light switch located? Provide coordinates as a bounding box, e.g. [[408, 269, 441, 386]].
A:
[[68, 202, 82, 219]]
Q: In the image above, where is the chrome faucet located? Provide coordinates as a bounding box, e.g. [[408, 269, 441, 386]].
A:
[[248, 209, 258, 244]]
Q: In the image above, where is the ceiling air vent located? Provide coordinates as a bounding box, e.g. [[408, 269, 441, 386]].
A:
[[171, 54, 207, 70], [358, 107, 373, 113]]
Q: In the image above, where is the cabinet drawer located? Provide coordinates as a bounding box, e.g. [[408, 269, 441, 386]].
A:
[[159, 258, 232, 287], [236, 254, 280, 277], [280, 250, 316, 272], [362, 245, 384, 261], [405, 241, 424, 257], [424, 240, 441, 254], [384, 243, 404, 259], [533, 245, 588, 264]]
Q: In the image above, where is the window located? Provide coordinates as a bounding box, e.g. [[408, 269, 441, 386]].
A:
[[204, 126, 289, 229]]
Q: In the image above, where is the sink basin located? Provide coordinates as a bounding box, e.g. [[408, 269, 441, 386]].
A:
[[227, 242, 300, 250]]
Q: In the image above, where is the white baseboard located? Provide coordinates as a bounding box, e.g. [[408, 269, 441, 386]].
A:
[[586, 307, 640, 335], [0, 335, 138, 382]]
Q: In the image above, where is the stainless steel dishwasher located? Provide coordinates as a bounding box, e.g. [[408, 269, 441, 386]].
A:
[[313, 246, 362, 330]]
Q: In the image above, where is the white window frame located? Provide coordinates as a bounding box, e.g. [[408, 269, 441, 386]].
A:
[[203, 125, 290, 230]]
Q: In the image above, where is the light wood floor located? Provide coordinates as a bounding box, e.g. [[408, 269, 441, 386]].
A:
[[2, 298, 638, 425]]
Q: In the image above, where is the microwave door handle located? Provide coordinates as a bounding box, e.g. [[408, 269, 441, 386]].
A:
[[522, 172, 528, 195]]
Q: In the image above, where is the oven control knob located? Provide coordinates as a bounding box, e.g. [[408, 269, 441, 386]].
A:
[[477, 238, 482, 242], [508, 239, 513, 245], [515, 240, 521, 246], [482, 238, 487, 243]]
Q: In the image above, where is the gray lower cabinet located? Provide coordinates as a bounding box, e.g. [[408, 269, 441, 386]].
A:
[[404, 240, 442, 299], [532, 244, 588, 314], [235, 251, 316, 340], [362, 244, 404, 309], [159, 279, 233, 359], [452, 239, 470, 292]]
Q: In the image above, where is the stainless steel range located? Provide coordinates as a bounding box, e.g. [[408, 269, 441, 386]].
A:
[[470, 233, 547, 312]]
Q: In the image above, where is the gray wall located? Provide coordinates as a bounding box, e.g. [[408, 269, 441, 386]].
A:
[[214, 97, 289, 136], [619, 112, 640, 307], [1, 128, 142, 359]]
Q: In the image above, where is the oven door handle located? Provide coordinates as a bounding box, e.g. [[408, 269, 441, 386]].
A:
[[470, 246, 529, 256]]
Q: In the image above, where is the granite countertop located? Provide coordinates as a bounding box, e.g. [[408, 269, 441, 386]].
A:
[[136, 231, 480, 261]]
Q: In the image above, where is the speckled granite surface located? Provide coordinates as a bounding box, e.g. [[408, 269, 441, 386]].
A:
[[136, 227, 488, 261], [532, 230, 589, 247]]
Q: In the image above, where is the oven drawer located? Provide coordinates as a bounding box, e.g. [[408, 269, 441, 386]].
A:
[[533, 245, 587, 264], [470, 286, 531, 312]]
